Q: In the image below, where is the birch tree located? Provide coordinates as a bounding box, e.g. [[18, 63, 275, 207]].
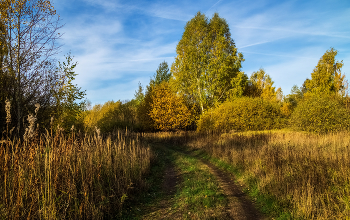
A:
[[171, 12, 245, 114], [304, 48, 346, 96], [52, 53, 86, 131], [0, 0, 62, 134]]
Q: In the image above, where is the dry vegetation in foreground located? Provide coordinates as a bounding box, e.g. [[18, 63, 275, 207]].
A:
[[148, 130, 350, 219], [0, 129, 152, 219]]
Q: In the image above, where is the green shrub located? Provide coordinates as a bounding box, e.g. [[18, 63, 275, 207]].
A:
[[198, 97, 283, 131], [83, 100, 140, 133], [290, 94, 350, 133]]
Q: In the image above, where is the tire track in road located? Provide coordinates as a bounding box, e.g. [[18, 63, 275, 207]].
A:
[[200, 159, 265, 220], [142, 144, 266, 219], [178, 147, 266, 220], [141, 147, 182, 220]]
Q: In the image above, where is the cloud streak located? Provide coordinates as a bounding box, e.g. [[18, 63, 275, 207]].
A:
[[52, 0, 350, 104], [205, 0, 223, 14]]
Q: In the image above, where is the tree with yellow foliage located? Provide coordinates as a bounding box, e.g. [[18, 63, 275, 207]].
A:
[[0, 0, 62, 134], [171, 12, 245, 114], [149, 82, 191, 131], [304, 48, 346, 97], [290, 48, 350, 133], [136, 62, 171, 131], [244, 68, 281, 102], [197, 97, 283, 132], [281, 85, 303, 117]]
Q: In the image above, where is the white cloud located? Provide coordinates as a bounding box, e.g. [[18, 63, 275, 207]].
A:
[[80, 0, 125, 11], [242, 47, 350, 95], [52, 0, 350, 103], [59, 12, 178, 101]]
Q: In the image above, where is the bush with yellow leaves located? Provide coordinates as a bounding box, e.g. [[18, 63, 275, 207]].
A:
[[197, 97, 284, 132], [83, 100, 138, 133], [290, 94, 350, 133]]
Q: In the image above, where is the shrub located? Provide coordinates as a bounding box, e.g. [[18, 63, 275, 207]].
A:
[[83, 100, 139, 133], [290, 94, 350, 133], [198, 97, 283, 131]]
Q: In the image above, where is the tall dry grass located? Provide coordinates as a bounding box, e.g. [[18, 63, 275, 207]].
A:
[[150, 130, 350, 219], [0, 128, 152, 219], [198, 131, 350, 219]]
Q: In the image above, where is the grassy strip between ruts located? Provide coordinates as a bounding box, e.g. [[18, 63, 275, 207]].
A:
[[120, 143, 231, 219], [185, 147, 296, 220], [168, 148, 229, 219]]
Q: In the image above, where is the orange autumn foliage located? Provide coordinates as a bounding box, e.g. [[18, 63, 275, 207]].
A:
[[150, 82, 191, 131]]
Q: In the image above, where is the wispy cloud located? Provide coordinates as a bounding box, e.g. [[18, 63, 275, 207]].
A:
[[233, 25, 350, 39], [52, 0, 350, 104], [205, 0, 223, 14], [241, 51, 315, 59], [58, 12, 179, 104], [239, 39, 284, 49]]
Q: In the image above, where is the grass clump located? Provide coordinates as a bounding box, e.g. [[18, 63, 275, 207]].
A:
[[198, 151, 293, 219], [191, 131, 350, 219], [120, 142, 176, 219], [171, 150, 228, 219], [139, 132, 231, 219]]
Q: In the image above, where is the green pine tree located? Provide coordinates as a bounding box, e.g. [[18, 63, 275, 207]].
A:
[[151, 61, 171, 86]]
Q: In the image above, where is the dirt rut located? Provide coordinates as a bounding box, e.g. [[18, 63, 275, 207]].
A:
[[141, 163, 181, 219], [200, 159, 265, 220]]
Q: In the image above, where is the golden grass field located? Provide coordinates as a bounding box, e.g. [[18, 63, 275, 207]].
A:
[[150, 130, 350, 219], [1, 129, 350, 219], [0, 130, 152, 219]]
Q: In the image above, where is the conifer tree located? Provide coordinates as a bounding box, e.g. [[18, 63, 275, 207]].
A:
[[151, 61, 171, 86], [134, 82, 144, 105]]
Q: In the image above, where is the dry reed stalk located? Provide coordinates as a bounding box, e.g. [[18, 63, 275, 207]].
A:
[[0, 129, 152, 219], [5, 99, 11, 136]]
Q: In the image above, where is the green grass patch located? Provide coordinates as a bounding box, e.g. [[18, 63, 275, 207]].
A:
[[170, 149, 229, 219]]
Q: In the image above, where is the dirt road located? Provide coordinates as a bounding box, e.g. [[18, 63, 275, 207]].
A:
[[138, 146, 265, 220], [201, 159, 265, 219]]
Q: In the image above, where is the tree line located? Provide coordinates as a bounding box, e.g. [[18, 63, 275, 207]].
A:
[[122, 12, 348, 133], [1, 5, 348, 136], [104, 12, 347, 133]]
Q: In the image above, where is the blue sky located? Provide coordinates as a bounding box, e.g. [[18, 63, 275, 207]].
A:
[[53, 0, 350, 105]]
